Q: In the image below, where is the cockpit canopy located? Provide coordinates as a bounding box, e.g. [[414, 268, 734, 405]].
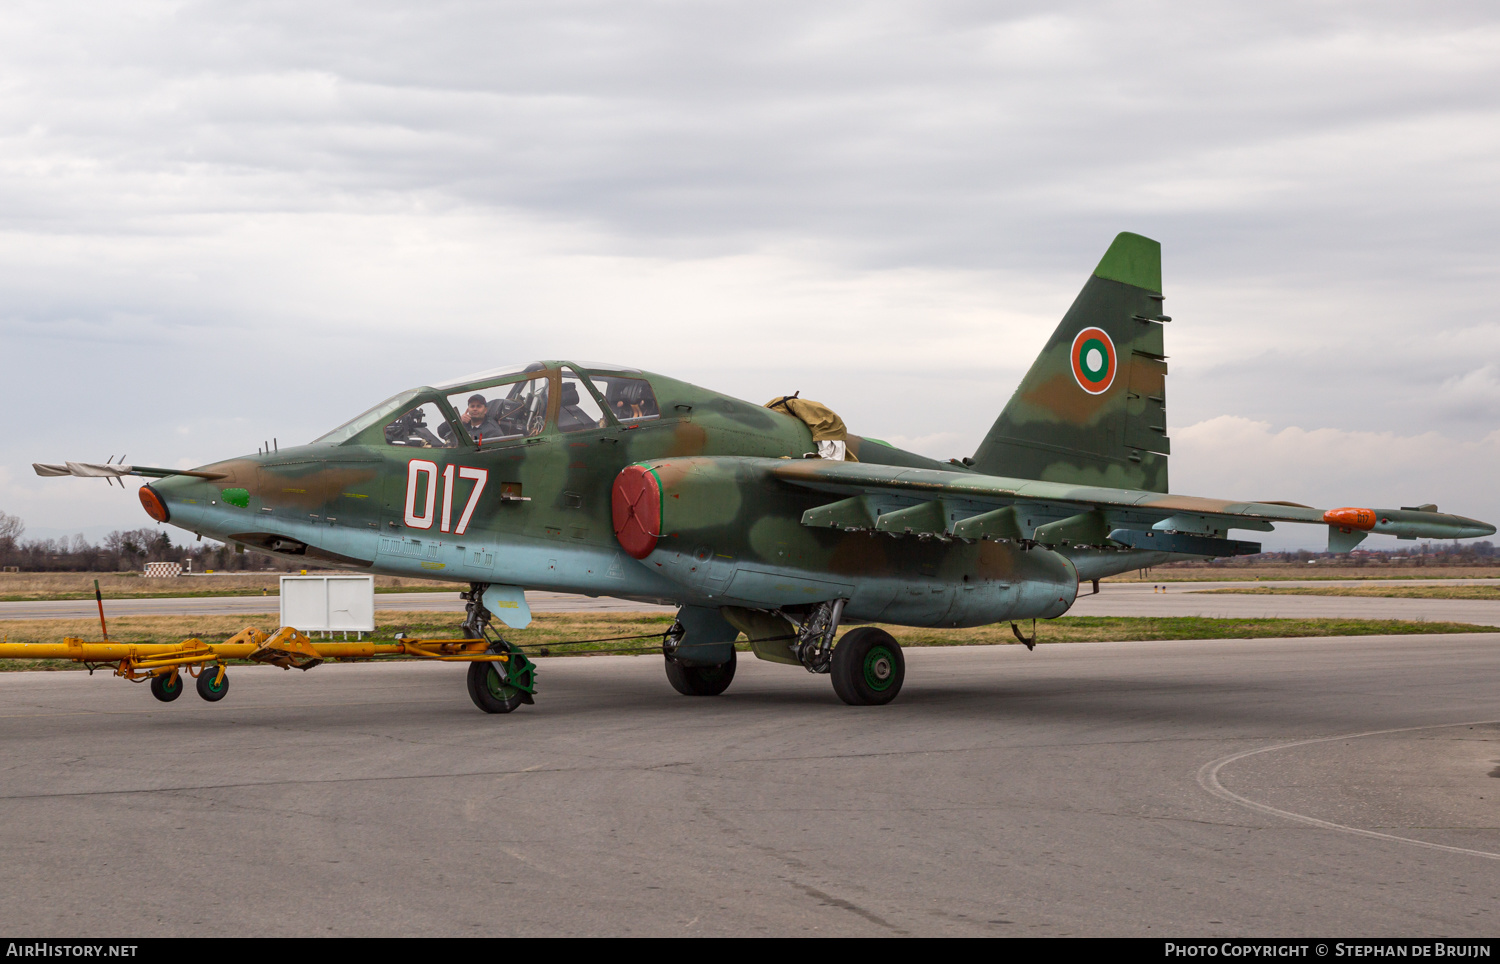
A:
[[311, 361, 661, 448]]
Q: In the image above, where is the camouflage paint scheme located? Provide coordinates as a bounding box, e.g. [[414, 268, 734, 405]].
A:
[[117, 234, 1493, 668]]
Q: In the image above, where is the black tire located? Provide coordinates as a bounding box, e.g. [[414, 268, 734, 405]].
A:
[[196, 666, 229, 702], [830, 627, 904, 706], [150, 671, 184, 703], [467, 659, 528, 714], [664, 648, 737, 696]]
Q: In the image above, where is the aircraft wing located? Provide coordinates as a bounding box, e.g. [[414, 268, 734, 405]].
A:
[[769, 459, 1494, 554]]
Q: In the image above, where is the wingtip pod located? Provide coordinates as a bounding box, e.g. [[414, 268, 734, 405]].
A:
[[1092, 232, 1162, 294], [1331, 506, 1500, 540]]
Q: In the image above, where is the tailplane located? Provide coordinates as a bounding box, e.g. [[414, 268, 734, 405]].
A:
[[970, 232, 1171, 492]]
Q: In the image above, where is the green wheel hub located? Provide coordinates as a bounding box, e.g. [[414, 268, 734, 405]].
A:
[[483, 664, 523, 701], [830, 627, 905, 706], [863, 645, 896, 691]]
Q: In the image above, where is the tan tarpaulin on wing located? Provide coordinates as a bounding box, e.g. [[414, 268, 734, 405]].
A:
[[764, 395, 859, 461]]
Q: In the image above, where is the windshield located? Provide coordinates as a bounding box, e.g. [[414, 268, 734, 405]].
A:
[[311, 390, 422, 445], [432, 362, 547, 391]]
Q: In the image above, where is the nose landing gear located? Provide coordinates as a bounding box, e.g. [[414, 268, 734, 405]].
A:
[[461, 582, 537, 714]]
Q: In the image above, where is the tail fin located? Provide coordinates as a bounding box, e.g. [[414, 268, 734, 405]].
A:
[[970, 232, 1171, 492]]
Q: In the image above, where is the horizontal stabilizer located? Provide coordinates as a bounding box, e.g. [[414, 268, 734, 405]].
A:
[[1109, 528, 1261, 557]]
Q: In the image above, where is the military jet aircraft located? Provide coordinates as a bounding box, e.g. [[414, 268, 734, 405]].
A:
[[35, 233, 1495, 712]]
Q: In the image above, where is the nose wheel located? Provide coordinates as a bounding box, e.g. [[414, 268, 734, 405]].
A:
[[830, 628, 904, 706], [461, 583, 537, 714], [466, 657, 533, 714]]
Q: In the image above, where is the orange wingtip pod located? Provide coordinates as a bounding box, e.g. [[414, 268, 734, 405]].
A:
[[1323, 507, 1375, 530], [139, 485, 169, 523]]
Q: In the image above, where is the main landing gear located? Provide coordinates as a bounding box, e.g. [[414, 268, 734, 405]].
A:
[[785, 598, 905, 706], [460, 583, 537, 715], [696, 599, 907, 706], [829, 627, 904, 706]]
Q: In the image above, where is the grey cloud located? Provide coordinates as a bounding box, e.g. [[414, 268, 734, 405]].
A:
[[2, 1, 1498, 540]]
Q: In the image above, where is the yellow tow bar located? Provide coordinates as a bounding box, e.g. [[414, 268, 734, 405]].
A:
[[0, 627, 508, 693]]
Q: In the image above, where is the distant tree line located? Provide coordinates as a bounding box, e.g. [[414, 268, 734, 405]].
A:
[[1165, 541, 1498, 567], [0, 511, 297, 572]]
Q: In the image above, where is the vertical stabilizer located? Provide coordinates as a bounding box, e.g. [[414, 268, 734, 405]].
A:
[[971, 232, 1171, 492]]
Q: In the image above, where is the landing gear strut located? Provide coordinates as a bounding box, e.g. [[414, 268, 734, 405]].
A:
[[460, 582, 537, 714], [790, 598, 845, 675]]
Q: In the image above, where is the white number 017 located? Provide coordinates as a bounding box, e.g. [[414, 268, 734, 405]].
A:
[[404, 460, 488, 535]]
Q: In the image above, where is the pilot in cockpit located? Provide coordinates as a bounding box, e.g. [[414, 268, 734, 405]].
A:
[[439, 394, 502, 444]]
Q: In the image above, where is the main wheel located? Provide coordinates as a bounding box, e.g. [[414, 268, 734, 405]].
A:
[[196, 666, 229, 702], [467, 659, 528, 714], [664, 648, 737, 696], [150, 671, 184, 703], [830, 628, 904, 706]]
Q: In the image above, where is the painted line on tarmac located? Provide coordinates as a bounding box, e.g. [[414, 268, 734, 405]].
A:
[[1197, 719, 1500, 861]]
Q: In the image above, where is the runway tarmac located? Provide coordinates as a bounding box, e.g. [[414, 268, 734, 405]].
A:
[[0, 634, 1495, 936], [4, 579, 1498, 625]]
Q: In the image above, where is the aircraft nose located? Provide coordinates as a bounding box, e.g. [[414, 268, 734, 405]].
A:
[[139, 484, 170, 523], [141, 472, 210, 526]]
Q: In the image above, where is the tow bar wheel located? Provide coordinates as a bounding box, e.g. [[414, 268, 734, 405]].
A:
[[149, 671, 184, 703], [830, 627, 905, 706], [196, 665, 229, 702]]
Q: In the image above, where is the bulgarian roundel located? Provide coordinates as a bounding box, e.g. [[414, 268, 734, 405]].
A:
[[1070, 327, 1117, 395]]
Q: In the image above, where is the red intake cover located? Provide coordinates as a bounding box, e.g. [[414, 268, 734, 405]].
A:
[[612, 465, 661, 559], [139, 485, 169, 523]]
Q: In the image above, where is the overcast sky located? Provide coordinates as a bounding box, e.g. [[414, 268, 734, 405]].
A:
[[4, 1, 1498, 549]]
